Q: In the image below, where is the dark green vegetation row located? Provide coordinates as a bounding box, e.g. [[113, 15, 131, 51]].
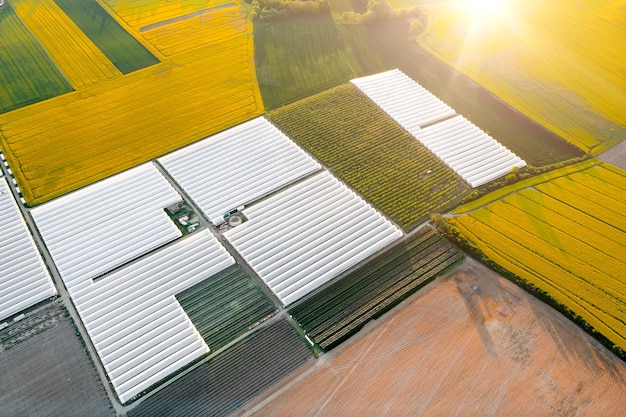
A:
[[289, 226, 464, 350], [176, 264, 276, 351], [53, 0, 159, 74], [256, 7, 583, 165], [269, 84, 469, 230], [0, 302, 113, 416], [0, 4, 72, 114], [129, 318, 312, 417]]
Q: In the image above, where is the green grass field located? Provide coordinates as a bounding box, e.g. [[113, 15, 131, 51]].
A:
[[254, 14, 357, 109], [269, 84, 469, 230], [54, 0, 159, 74], [0, 4, 72, 114]]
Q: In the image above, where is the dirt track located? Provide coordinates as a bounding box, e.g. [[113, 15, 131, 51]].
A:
[[240, 258, 626, 416]]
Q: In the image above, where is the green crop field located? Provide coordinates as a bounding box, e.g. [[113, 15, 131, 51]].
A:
[[290, 226, 464, 350], [0, 4, 72, 114], [269, 84, 470, 230], [448, 162, 626, 352], [53, 0, 159, 74], [176, 264, 276, 351], [254, 14, 357, 109]]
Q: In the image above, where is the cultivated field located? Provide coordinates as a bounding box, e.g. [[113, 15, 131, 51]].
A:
[[10, 0, 120, 88], [0, 302, 113, 417], [290, 225, 463, 350], [0, 4, 263, 205], [54, 0, 159, 73], [419, 0, 626, 154], [269, 84, 469, 229], [242, 259, 626, 416], [0, 4, 72, 113], [448, 161, 626, 351], [128, 318, 312, 417]]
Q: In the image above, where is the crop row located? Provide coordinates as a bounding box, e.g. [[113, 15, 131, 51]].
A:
[[1, 31, 263, 205], [0, 4, 72, 114], [54, 0, 159, 74], [289, 226, 464, 350], [448, 165, 626, 350], [128, 318, 312, 417], [176, 264, 276, 351], [11, 0, 119, 88], [103, 0, 235, 30], [268, 84, 469, 230], [141, 5, 248, 57]]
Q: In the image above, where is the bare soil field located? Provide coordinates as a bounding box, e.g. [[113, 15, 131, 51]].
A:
[[240, 258, 626, 416], [0, 302, 113, 417]]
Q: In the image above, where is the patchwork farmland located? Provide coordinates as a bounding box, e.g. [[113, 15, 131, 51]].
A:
[[0, 0, 263, 205], [269, 84, 470, 230], [0, 0, 625, 415], [448, 162, 626, 351]]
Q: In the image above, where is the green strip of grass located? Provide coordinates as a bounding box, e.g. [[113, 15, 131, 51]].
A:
[[53, 0, 159, 74], [0, 4, 72, 114], [269, 84, 470, 230]]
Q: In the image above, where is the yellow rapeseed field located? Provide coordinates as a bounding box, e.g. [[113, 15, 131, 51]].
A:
[[141, 5, 248, 56], [449, 163, 626, 350], [11, 0, 120, 88], [102, 0, 235, 30], [418, 0, 626, 154], [0, 9, 263, 205]]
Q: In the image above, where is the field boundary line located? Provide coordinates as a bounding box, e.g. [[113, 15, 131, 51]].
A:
[[451, 159, 601, 215]]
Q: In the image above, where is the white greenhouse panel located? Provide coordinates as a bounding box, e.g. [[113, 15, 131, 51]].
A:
[[159, 117, 321, 224], [224, 171, 402, 306], [416, 115, 526, 187], [351, 69, 455, 130], [0, 178, 56, 321], [68, 230, 234, 403], [31, 163, 182, 290]]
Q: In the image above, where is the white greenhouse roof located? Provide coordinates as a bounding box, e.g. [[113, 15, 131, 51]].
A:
[[351, 69, 455, 130], [0, 177, 56, 321], [69, 230, 234, 403], [416, 115, 526, 187], [159, 117, 321, 224], [224, 171, 402, 306], [31, 163, 182, 292]]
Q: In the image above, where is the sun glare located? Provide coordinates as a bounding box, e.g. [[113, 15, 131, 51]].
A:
[[460, 0, 510, 21]]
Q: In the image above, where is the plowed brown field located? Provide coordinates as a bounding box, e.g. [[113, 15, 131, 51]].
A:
[[241, 259, 626, 416]]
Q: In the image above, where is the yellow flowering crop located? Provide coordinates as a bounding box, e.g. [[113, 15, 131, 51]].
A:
[[0, 10, 263, 205], [11, 0, 120, 88], [449, 163, 626, 350]]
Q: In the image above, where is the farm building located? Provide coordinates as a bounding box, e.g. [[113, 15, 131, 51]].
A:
[[159, 116, 321, 225], [65, 230, 234, 403], [30, 163, 183, 293], [0, 176, 56, 321], [224, 171, 403, 306]]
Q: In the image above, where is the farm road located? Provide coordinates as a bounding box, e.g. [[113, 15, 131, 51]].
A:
[[239, 258, 626, 417]]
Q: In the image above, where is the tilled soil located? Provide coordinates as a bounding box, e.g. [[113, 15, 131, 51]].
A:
[[240, 258, 626, 417]]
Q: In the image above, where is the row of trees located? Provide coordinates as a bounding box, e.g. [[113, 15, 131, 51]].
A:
[[341, 0, 422, 25], [248, 0, 330, 21]]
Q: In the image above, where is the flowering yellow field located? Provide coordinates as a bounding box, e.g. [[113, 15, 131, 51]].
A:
[[418, 0, 626, 155], [449, 162, 626, 350], [11, 0, 120, 88], [0, 6, 263, 205]]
